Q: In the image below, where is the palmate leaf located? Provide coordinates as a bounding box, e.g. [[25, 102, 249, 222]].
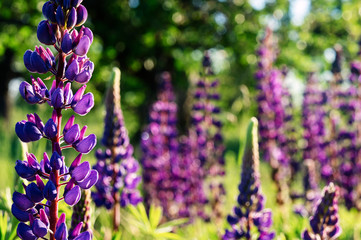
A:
[[118, 203, 186, 240], [149, 204, 162, 229]]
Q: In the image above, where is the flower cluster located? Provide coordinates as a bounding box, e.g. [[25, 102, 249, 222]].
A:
[[223, 118, 274, 240], [190, 52, 225, 221], [255, 27, 291, 205], [142, 71, 208, 220], [302, 183, 341, 240], [302, 73, 328, 180], [92, 68, 141, 229], [13, 1, 97, 239], [141, 72, 183, 220]]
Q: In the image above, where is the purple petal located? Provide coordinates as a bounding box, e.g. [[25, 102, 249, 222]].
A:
[[23, 122, 43, 142], [64, 185, 81, 206], [42, 1, 56, 22], [72, 93, 94, 116], [12, 204, 30, 222], [44, 118, 58, 139], [15, 121, 30, 142], [71, 161, 90, 182], [26, 182, 44, 203], [77, 170, 98, 189], [64, 124, 80, 144], [74, 35, 90, 56], [61, 32, 73, 54], [43, 180, 57, 201], [54, 222, 68, 240], [12, 192, 34, 211], [56, 5, 65, 27], [76, 5, 88, 26], [17, 222, 37, 240], [74, 134, 96, 154], [37, 20, 56, 45], [50, 151, 63, 170], [51, 88, 64, 109], [30, 51, 48, 74], [74, 231, 92, 240], [32, 219, 48, 238], [24, 50, 36, 72], [67, 7, 77, 29]]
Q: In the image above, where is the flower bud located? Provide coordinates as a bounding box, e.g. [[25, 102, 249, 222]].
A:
[[24, 50, 37, 72], [32, 219, 48, 238], [61, 31, 73, 54], [65, 59, 79, 81], [26, 182, 44, 203], [64, 115, 76, 134], [19, 81, 41, 104], [44, 118, 58, 139], [64, 185, 81, 206], [42, 2, 57, 23], [41, 152, 52, 174], [43, 180, 57, 201], [15, 160, 37, 179], [39, 209, 49, 227], [74, 35, 90, 56], [16, 121, 43, 142], [54, 222, 68, 240], [12, 204, 30, 222], [72, 93, 94, 116], [30, 51, 49, 74], [50, 151, 63, 170], [56, 5, 65, 27], [75, 61, 93, 84], [63, 0, 71, 9], [71, 161, 90, 182], [51, 88, 64, 109], [17, 222, 37, 240], [37, 20, 56, 45], [74, 133, 96, 154], [76, 5, 88, 26], [67, 7, 77, 29], [77, 169, 98, 189], [12, 192, 35, 211], [74, 231, 92, 240], [64, 124, 80, 144]]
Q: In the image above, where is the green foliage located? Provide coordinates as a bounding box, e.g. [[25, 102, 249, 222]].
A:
[[0, 189, 18, 240], [117, 203, 187, 240]]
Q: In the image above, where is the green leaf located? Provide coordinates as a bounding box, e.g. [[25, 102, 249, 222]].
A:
[[149, 204, 162, 229], [158, 218, 188, 229], [155, 232, 184, 240]]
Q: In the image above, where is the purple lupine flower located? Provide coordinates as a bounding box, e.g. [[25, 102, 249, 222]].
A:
[[223, 118, 274, 240], [14, 1, 97, 239], [255, 27, 292, 205], [302, 183, 341, 240], [141, 72, 184, 220], [92, 68, 141, 230], [326, 44, 361, 210], [188, 52, 226, 221], [141, 72, 207, 221], [70, 189, 92, 235]]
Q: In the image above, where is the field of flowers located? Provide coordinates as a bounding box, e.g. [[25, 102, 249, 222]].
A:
[[3, 0, 361, 240]]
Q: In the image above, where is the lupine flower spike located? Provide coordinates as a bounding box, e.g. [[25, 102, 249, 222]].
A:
[[256, 27, 291, 205], [302, 182, 341, 240], [142, 72, 207, 220], [141, 72, 182, 220], [190, 52, 226, 222], [92, 68, 141, 230], [223, 117, 275, 240], [14, 1, 97, 239]]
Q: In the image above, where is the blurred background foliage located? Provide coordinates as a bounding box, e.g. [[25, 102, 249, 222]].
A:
[[2, 0, 361, 238]]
